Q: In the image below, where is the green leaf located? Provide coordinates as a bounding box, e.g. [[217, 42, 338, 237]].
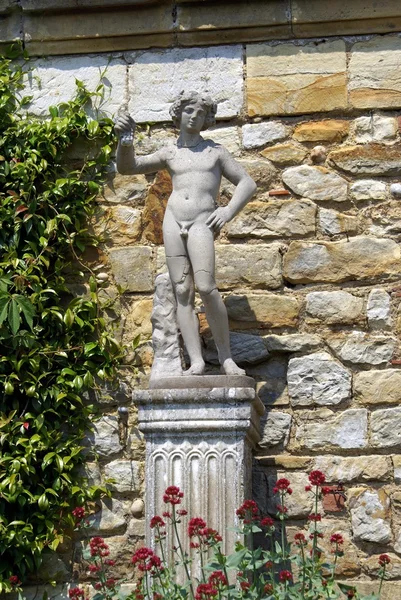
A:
[[15, 296, 35, 330], [8, 298, 21, 334]]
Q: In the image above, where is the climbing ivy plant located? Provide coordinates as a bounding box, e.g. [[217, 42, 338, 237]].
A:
[[0, 45, 123, 591]]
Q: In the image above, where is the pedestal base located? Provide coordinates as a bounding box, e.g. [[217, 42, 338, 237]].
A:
[[134, 380, 264, 556]]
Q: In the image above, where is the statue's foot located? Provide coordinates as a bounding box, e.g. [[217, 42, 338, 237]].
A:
[[183, 361, 206, 376], [221, 358, 246, 376]]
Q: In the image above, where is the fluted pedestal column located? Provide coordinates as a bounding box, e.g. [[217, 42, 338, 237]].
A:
[[134, 375, 264, 556]]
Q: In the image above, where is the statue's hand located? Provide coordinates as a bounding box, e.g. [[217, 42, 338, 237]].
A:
[[206, 207, 232, 233], [114, 113, 136, 140]]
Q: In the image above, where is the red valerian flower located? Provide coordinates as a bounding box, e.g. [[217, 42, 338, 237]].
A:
[[236, 499, 259, 521], [23, 422, 29, 430], [264, 584, 273, 594], [132, 547, 163, 573], [68, 587, 84, 599], [177, 509, 188, 516], [195, 582, 218, 600], [346, 590, 356, 598], [279, 570, 292, 582], [294, 532, 307, 546], [309, 532, 324, 539], [305, 485, 312, 492], [240, 581, 250, 591], [9, 576, 21, 586], [276, 504, 288, 515], [275, 478, 291, 490], [308, 470, 326, 486], [208, 571, 228, 587], [163, 486, 184, 505], [104, 559, 116, 566], [321, 486, 331, 496], [150, 516, 166, 529], [379, 554, 391, 566], [72, 506, 85, 521], [89, 536, 110, 558], [162, 511, 171, 518], [330, 533, 344, 545], [105, 579, 116, 589], [88, 564, 101, 573], [188, 517, 207, 537], [308, 513, 322, 522], [261, 516, 274, 527]]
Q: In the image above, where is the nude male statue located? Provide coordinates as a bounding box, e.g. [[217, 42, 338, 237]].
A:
[[115, 91, 257, 376]]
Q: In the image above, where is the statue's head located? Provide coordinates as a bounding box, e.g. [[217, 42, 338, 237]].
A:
[[169, 91, 217, 131]]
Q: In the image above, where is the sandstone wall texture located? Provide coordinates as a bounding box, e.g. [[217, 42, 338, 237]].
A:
[[14, 28, 401, 598]]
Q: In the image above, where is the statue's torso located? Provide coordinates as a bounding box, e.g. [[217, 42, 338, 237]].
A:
[[165, 140, 222, 222]]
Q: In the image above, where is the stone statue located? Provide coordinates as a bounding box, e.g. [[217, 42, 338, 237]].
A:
[[115, 91, 257, 376]]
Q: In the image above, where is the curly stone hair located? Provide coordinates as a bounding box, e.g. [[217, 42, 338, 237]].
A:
[[169, 90, 217, 131]]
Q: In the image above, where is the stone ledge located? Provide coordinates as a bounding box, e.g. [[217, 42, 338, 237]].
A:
[[149, 374, 256, 390], [2, 0, 401, 54]]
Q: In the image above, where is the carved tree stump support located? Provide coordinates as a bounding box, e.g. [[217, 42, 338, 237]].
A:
[[134, 377, 264, 560]]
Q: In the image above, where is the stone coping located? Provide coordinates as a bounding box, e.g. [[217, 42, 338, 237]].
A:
[[2, 0, 401, 55], [149, 374, 256, 390], [133, 384, 262, 408]]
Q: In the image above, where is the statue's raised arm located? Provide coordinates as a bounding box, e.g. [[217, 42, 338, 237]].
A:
[[114, 113, 168, 175]]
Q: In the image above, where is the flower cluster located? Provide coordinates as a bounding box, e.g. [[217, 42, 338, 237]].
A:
[[132, 547, 163, 574], [163, 485, 184, 505], [188, 517, 222, 548], [236, 499, 259, 523], [195, 583, 218, 600], [9, 575, 21, 586], [89, 536, 110, 558], [273, 478, 293, 495], [68, 587, 85, 600]]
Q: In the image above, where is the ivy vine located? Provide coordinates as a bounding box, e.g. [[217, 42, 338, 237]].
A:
[[0, 45, 123, 591]]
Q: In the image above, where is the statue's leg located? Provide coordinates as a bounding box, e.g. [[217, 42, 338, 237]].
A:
[[187, 223, 245, 376], [163, 210, 205, 375]]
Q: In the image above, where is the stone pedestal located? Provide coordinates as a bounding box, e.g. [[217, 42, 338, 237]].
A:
[[134, 376, 264, 557]]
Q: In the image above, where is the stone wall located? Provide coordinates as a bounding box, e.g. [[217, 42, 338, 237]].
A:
[[14, 28, 401, 598]]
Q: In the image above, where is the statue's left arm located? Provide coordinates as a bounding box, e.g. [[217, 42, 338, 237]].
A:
[[206, 148, 257, 233]]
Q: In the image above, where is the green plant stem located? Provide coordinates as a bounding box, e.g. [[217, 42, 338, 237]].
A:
[[171, 506, 194, 599]]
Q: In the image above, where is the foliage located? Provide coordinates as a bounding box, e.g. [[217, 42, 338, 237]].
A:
[[0, 44, 123, 591], [62, 474, 389, 600]]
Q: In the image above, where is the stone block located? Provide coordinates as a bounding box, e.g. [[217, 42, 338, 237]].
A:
[[226, 199, 316, 239], [259, 411, 291, 448], [355, 370, 401, 406], [365, 200, 401, 237], [313, 455, 392, 483], [390, 182, 401, 198], [329, 144, 401, 175], [94, 205, 142, 245], [291, 0, 401, 37], [247, 358, 289, 406], [367, 289, 392, 331], [225, 293, 298, 327], [87, 498, 128, 535], [287, 352, 351, 407], [142, 169, 171, 244], [87, 416, 122, 459], [35, 552, 69, 583], [260, 143, 307, 166], [205, 332, 269, 366], [257, 471, 315, 518], [108, 246, 154, 292], [283, 237, 400, 284], [103, 172, 148, 205], [349, 36, 401, 109], [353, 115, 398, 144], [293, 120, 349, 143], [241, 121, 288, 149], [295, 408, 368, 450], [103, 459, 142, 493], [0, 11, 20, 43], [23, 55, 127, 117], [282, 165, 348, 202], [348, 488, 391, 543], [237, 158, 276, 190], [247, 39, 347, 116], [263, 333, 322, 354], [349, 179, 387, 202], [318, 208, 359, 236], [362, 553, 401, 580], [215, 243, 282, 290], [305, 291, 364, 325], [127, 45, 243, 123], [204, 125, 241, 155], [371, 407, 401, 447], [327, 332, 395, 366], [122, 297, 153, 339]]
